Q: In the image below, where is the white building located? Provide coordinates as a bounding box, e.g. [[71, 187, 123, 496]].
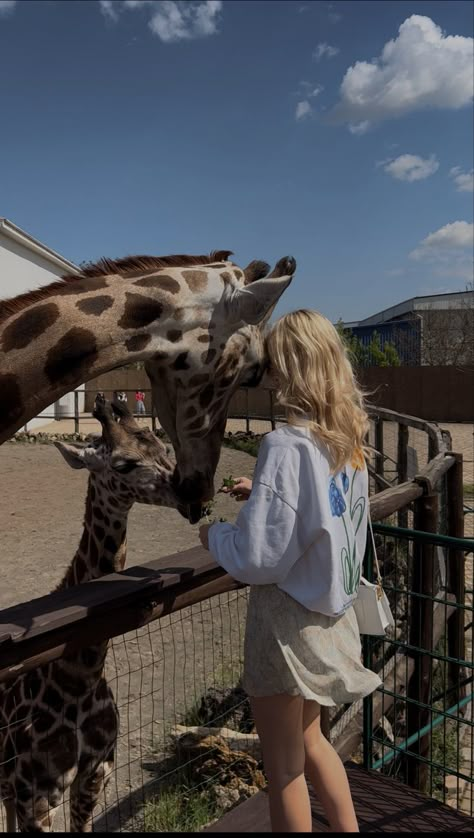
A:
[[0, 218, 85, 429]]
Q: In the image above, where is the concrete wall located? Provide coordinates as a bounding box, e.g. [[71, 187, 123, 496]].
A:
[[85, 366, 474, 424]]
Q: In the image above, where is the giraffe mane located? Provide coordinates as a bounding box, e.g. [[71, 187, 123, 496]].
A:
[[0, 250, 234, 324]]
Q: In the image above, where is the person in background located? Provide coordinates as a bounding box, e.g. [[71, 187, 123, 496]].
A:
[[135, 389, 146, 416], [199, 309, 381, 833]]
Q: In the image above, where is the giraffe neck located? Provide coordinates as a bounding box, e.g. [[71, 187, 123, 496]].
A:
[[57, 478, 129, 590], [0, 270, 224, 444]]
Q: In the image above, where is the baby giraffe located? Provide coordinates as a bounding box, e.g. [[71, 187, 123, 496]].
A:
[[0, 400, 179, 832]]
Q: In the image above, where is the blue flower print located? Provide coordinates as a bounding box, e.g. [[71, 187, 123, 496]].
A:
[[329, 479, 346, 517], [341, 468, 349, 494]]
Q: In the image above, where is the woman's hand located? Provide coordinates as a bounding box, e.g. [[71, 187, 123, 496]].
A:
[[199, 524, 212, 550], [220, 476, 252, 501]]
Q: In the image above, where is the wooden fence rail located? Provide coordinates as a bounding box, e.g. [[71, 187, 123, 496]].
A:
[[0, 450, 458, 686]]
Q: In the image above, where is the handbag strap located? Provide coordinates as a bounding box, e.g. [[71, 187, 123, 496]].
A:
[[368, 515, 383, 586]]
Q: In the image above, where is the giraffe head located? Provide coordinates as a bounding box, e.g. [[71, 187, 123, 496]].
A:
[[54, 398, 178, 510], [145, 253, 296, 522]]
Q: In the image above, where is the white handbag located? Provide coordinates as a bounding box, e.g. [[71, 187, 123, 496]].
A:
[[353, 518, 395, 636]]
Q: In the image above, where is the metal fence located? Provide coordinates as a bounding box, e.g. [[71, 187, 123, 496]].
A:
[[363, 523, 474, 816]]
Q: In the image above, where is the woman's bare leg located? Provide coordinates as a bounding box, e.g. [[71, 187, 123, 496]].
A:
[[303, 700, 359, 832], [250, 694, 312, 832]]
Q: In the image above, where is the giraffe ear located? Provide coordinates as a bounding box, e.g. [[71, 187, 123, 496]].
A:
[[54, 441, 87, 470], [226, 274, 294, 325]]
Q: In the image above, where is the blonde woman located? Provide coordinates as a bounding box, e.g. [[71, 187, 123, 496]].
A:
[[199, 310, 381, 833]]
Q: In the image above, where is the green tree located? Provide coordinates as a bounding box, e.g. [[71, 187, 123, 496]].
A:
[[336, 321, 400, 367]]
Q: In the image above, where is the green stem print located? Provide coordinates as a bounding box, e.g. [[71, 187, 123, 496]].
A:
[[329, 468, 365, 597]]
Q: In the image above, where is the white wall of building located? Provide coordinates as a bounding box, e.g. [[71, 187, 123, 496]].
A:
[[0, 220, 84, 431]]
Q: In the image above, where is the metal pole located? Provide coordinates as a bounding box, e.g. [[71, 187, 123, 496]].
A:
[[446, 453, 467, 704], [74, 391, 79, 435]]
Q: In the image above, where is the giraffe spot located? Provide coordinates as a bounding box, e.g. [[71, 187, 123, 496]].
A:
[[220, 271, 232, 283], [19, 759, 34, 784], [90, 536, 99, 563], [126, 333, 152, 352], [220, 343, 226, 349], [172, 352, 190, 371], [78, 529, 89, 555], [197, 333, 211, 343], [202, 348, 216, 364], [185, 405, 197, 419], [173, 307, 184, 320], [23, 672, 43, 701], [119, 293, 163, 329], [93, 505, 104, 521], [76, 295, 113, 317], [113, 520, 122, 530], [1, 303, 59, 351], [42, 685, 64, 714], [204, 263, 227, 268], [74, 555, 87, 580], [90, 484, 96, 502], [152, 350, 168, 361], [167, 329, 182, 343], [15, 780, 32, 803], [104, 515, 110, 527], [45, 328, 98, 385], [81, 693, 93, 713], [65, 704, 78, 723], [187, 417, 204, 431], [99, 556, 114, 574], [234, 269, 243, 279], [34, 709, 56, 734], [0, 373, 23, 427], [81, 648, 99, 668], [53, 668, 85, 697], [59, 276, 109, 295], [199, 384, 214, 408], [104, 535, 117, 554], [41, 727, 77, 773], [183, 270, 208, 293], [94, 524, 105, 541], [4, 737, 16, 769], [135, 274, 181, 294], [95, 679, 110, 701], [189, 373, 208, 387]]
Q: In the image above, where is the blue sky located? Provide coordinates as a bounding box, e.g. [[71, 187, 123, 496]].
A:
[[0, 0, 472, 322]]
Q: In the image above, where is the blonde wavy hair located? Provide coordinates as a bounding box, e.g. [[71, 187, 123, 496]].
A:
[[266, 309, 370, 473]]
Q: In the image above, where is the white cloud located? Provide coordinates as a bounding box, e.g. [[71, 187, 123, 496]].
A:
[[328, 3, 341, 23], [410, 221, 474, 261], [100, 0, 223, 42], [295, 101, 313, 121], [313, 42, 339, 61], [297, 81, 323, 98], [331, 15, 474, 129], [0, 0, 16, 15], [99, 0, 119, 20], [450, 166, 474, 193], [348, 121, 369, 135], [381, 153, 439, 182]]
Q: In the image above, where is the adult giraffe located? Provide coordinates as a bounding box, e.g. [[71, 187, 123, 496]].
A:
[[0, 251, 295, 521]]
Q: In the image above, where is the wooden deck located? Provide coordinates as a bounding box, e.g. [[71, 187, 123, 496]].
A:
[[204, 762, 474, 833]]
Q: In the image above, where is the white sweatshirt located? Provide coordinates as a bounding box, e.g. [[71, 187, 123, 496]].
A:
[[208, 425, 368, 617]]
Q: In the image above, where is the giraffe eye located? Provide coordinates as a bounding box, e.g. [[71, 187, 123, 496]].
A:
[[113, 460, 138, 474]]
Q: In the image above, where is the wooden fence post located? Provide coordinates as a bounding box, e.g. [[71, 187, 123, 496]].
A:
[[446, 453, 467, 704], [406, 489, 438, 792], [397, 424, 409, 527], [375, 417, 384, 481]]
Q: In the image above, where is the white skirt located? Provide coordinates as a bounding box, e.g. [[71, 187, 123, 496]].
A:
[[243, 584, 382, 705]]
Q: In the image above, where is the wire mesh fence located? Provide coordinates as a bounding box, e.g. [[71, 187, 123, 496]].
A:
[[0, 589, 251, 832], [363, 524, 474, 818]]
